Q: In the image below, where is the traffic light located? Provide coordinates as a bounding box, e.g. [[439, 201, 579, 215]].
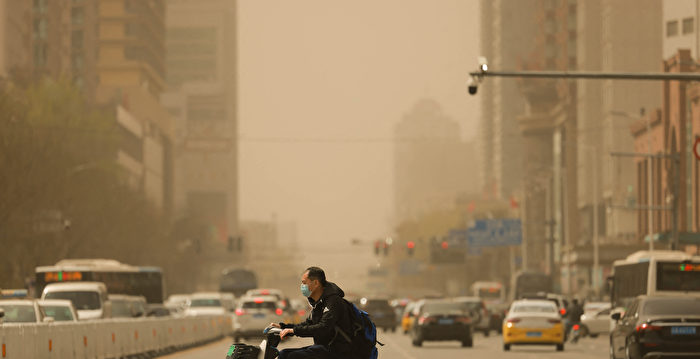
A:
[[383, 242, 389, 256], [227, 236, 234, 252], [441, 240, 449, 249], [374, 240, 380, 255], [407, 241, 415, 256]]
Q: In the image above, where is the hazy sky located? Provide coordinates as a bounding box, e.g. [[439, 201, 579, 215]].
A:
[[238, 1, 481, 253]]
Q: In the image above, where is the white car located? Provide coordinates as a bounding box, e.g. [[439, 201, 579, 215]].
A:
[[185, 292, 227, 316], [109, 294, 148, 318], [234, 296, 285, 341], [580, 306, 612, 337], [0, 299, 42, 323], [41, 282, 110, 320], [37, 299, 78, 322]]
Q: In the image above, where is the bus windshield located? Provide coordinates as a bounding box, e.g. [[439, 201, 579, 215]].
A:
[[656, 262, 700, 292]]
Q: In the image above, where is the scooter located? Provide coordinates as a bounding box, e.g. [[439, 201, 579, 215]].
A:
[[225, 326, 290, 359], [567, 323, 582, 344]]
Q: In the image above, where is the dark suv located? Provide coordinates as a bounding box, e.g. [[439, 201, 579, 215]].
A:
[[610, 295, 700, 359], [411, 299, 473, 347], [360, 298, 397, 332]]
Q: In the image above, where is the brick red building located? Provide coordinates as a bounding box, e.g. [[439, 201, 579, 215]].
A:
[[632, 49, 700, 252]]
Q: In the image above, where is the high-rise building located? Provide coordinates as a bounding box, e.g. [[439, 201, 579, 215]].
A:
[[0, 0, 70, 80], [478, 0, 537, 200], [162, 0, 238, 246], [394, 99, 477, 221], [574, 0, 661, 296], [663, 0, 700, 60], [1, 0, 174, 211]]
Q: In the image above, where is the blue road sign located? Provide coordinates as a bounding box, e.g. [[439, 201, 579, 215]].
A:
[[467, 219, 522, 247], [447, 228, 469, 248]]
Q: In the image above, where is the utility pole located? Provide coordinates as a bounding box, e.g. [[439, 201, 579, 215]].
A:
[[592, 146, 600, 298], [468, 61, 693, 253]]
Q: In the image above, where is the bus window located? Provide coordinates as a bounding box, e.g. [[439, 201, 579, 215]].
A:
[[657, 262, 700, 291]]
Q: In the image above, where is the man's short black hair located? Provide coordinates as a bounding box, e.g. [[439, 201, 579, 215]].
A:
[[305, 266, 327, 286]]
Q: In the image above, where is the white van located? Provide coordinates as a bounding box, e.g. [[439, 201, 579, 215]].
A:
[[41, 282, 111, 320]]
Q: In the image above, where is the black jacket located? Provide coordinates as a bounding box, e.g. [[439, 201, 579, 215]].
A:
[[281, 282, 353, 354]]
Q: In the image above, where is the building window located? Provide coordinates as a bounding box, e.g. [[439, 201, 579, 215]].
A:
[[33, 0, 48, 14], [71, 7, 84, 25], [667, 20, 679, 37], [33, 42, 47, 67], [71, 53, 83, 70], [33, 18, 47, 40], [683, 17, 694, 34], [72, 30, 83, 49]]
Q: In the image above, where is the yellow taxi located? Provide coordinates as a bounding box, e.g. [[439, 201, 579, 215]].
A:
[[502, 299, 564, 351], [401, 301, 420, 334]]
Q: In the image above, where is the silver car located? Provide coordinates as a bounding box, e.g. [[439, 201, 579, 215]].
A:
[[234, 296, 284, 341]]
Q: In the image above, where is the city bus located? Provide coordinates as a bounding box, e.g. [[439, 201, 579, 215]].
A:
[[35, 259, 164, 303], [471, 281, 505, 302], [510, 270, 553, 300], [219, 268, 258, 296], [610, 250, 700, 309]]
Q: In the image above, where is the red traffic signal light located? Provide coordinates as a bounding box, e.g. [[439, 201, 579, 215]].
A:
[[407, 241, 415, 249], [441, 241, 449, 249]]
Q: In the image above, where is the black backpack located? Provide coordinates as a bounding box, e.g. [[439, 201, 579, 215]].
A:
[[334, 299, 383, 359]]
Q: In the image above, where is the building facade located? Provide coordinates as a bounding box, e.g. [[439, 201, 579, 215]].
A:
[[162, 0, 239, 249], [478, 0, 537, 200]]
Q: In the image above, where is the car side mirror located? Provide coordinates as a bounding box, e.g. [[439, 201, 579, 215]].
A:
[[43, 317, 55, 323], [611, 313, 621, 321]]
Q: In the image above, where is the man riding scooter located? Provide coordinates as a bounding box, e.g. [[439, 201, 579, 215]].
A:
[[269, 267, 354, 359]]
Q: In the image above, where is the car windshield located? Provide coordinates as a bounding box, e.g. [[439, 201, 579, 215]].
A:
[[0, 304, 36, 323], [423, 302, 465, 314], [643, 298, 700, 315], [458, 301, 482, 311], [512, 304, 557, 313], [190, 299, 222, 307], [44, 291, 101, 310], [40, 305, 74, 321]]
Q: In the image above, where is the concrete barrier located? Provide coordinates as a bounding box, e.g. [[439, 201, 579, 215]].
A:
[[0, 315, 234, 358]]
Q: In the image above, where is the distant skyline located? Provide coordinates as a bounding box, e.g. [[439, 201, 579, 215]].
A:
[[238, 1, 481, 257]]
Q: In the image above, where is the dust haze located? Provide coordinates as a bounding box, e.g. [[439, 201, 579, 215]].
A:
[[238, 0, 481, 281]]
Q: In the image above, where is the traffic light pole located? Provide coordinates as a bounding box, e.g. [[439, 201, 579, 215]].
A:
[[469, 69, 700, 82]]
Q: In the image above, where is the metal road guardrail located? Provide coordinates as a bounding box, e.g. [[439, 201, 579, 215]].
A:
[[0, 315, 233, 358]]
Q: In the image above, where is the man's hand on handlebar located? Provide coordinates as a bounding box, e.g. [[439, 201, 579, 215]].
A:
[[280, 328, 294, 339], [269, 323, 281, 329]]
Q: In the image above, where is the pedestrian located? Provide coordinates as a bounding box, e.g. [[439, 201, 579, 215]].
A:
[[270, 266, 353, 359]]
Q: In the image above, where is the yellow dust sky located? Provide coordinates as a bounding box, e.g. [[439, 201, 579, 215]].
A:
[[238, 0, 481, 256]]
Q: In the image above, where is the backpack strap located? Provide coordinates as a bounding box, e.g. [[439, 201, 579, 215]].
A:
[[334, 325, 353, 343]]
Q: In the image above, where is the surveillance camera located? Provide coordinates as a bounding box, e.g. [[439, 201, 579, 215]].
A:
[[478, 56, 488, 73], [467, 77, 478, 95]]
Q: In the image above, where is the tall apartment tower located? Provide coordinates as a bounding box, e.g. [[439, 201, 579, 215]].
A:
[[478, 0, 537, 200], [1, 0, 174, 211], [162, 0, 239, 247], [394, 99, 476, 221]]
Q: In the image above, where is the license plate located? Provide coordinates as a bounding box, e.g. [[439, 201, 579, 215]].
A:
[[671, 326, 696, 335], [526, 331, 542, 337], [438, 319, 454, 325], [253, 313, 265, 318]]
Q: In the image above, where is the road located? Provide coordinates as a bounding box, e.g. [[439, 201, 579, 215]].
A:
[[159, 330, 610, 359]]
